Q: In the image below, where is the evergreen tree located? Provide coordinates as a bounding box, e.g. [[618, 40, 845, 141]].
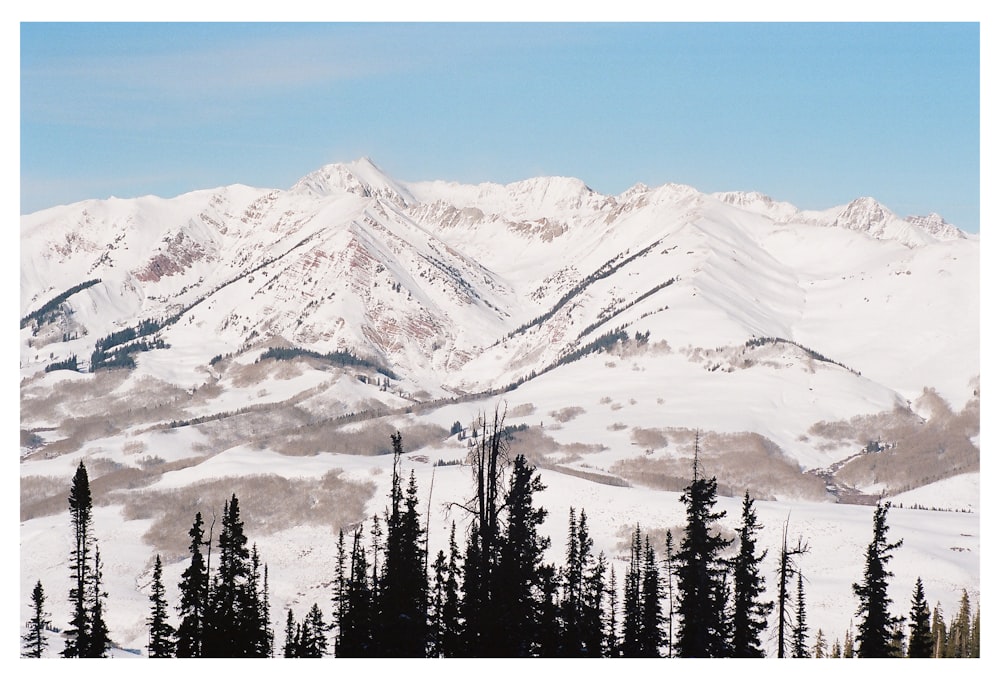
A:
[[843, 624, 855, 658], [494, 454, 550, 656], [582, 550, 608, 657], [428, 549, 447, 657], [440, 522, 463, 657], [675, 435, 732, 657], [379, 434, 428, 657], [946, 589, 972, 658], [791, 570, 808, 658], [63, 462, 94, 658], [620, 524, 643, 657], [175, 512, 209, 657], [85, 545, 111, 658], [22, 580, 51, 658], [331, 528, 347, 651], [203, 494, 258, 657], [283, 609, 297, 657], [534, 564, 561, 657], [337, 527, 374, 656], [813, 628, 827, 658], [638, 535, 664, 656], [147, 554, 175, 658], [970, 599, 980, 658], [730, 491, 773, 658], [662, 530, 676, 657], [775, 517, 809, 658], [852, 501, 903, 657], [931, 601, 946, 657], [830, 636, 842, 658], [605, 565, 619, 657], [906, 577, 934, 658], [300, 603, 328, 657]]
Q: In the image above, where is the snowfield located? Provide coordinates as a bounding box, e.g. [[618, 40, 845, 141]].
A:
[[19, 158, 979, 658]]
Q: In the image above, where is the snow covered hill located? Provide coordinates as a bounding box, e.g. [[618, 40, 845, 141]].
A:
[[19, 158, 979, 655]]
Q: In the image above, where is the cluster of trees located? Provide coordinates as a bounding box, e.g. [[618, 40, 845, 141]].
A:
[[22, 417, 980, 658]]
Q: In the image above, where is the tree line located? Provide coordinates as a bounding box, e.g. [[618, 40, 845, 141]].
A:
[[22, 412, 980, 658]]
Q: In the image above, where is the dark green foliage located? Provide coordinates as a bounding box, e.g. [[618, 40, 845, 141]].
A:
[[730, 491, 773, 657], [175, 512, 209, 657], [907, 577, 934, 657], [22, 580, 50, 658], [258, 346, 398, 379], [44, 355, 79, 373], [638, 536, 664, 656], [336, 528, 375, 656], [946, 589, 972, 658], [620, 524, 643, 657], [378, 433, 428, 656], [85, 546, 111, 657], [494, 455, 550, 656], [147, 555, 175, 658], [20, 278, 100, 329], [675, 437, 732, 657], [62, 462, 94, 658], [852, 501, 903, 657], [283, 610, 297, 658], [791, 571, 808, 658]]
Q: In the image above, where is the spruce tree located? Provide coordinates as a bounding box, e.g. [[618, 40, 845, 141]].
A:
[[331, 528, 347, 650], [147, 554, 176, 657], [494, 454, 550, 656], [970, 599, 980, 658], [852, 501, 903, 657], [175, 512, 209, 657], [203, 494, 254, 656], [337, 527, 374, 656], [946, 589, 972, 658], [85, 545, 111, 658], [830, 636, 842, 658], [775, 516, 808, 657], [931, 601, 946, 657], [662, 530, 676, 657], [638, 535, 664, 656], [906, 577, 934, 657], [300, 603, 328, 657], [843, 624, 855, 658], [440, 522, 463, 657], [620, 524, 643, 657], [283, 609, 297, 657], [63, 462, 94, 657], [791, 570, 808, 658], [605, 565, 619, 657], [730, 491, 772, 657], [428, 549, 448, 657], [813, 628, 827, 658], [379, 434, 427, 657], [675, 435, 732, 657], [22, 580, 51, 658]]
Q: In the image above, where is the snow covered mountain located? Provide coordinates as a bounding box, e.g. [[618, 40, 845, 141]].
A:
[[20, 158, 979, 655]]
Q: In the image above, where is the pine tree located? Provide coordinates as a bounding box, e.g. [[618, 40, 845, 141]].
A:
[[931, 601, 946, 657], [300, 603, 328, 657], [791, 570, 808, 658], [428, 549, 448, 657], [203, 494, 254, 656], [906, 577, 934, 657], [22, 580, 51, 658], [843, 624, 855, 658], [605, 565, 619, 657], [970, 599, 980, 658], [775, 516, 809, 658], [662, 530, 676, 657], [379, 433, 428, 656], [946, 589, 972, 658], [147, 554, 175, 657], [730, 491, 773, 658], [62, 462, 94, 658], [675, 435, 732, 657], [85, 545, 111, 658], [620, 524, 643, 657], [337, 527, 374, 656], [813, 628, 827, 658], [638, 535, 664, 656], [494, 454, 550, 656], [283, 609, 297, 657], [852, 501, 903, 657], [582, 550, 608, 657], [331, 528, 347, 651], [440, 522, 463, 657], [830, 635, 842, 658], [175, 512, 209, 657]]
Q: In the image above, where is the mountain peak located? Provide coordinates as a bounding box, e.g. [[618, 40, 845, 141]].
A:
[[290, 157, 414, 207]]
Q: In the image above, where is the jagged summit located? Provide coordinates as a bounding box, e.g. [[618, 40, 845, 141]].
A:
[[290, 157, 415, 207]]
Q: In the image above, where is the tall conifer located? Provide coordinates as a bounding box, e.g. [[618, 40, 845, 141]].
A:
[[22, 580, 51, 658], [175, 512, 209, 657], [852, 501, 903, 657], [730, 491, 772, 657], [147, 554, 175, 657], [62, 462, 94, 657], [906, 577, 933, 657]]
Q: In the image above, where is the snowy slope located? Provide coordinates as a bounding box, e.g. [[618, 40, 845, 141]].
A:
[[19, 158, 978, 656]]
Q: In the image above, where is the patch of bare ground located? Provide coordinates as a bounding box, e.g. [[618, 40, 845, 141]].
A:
[[507, 402, 536, 418], [548, 406, 585, 423], [819, 387, 979, 495], [611, 428, 827, 501], [20, 455, 208, 522], [270, 418, 449, 457], [117, 471, 376, 559], [506, 427, 606, 466]]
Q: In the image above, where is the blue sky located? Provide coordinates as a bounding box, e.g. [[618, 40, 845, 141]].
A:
[[20, 22, 981, 232]]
